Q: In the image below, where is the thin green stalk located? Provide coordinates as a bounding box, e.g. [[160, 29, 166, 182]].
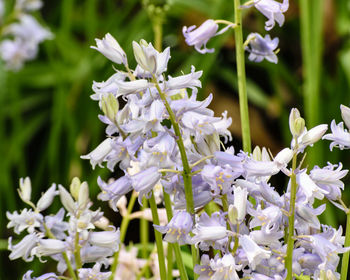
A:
[[167, 243, 173, 280], [152, 77, 199, 274], [285, 150, 298, 279], [109, 191, 138, 280], [233, 0, 251, 153], [299, 0, 324, 166], [152, 18, 163, 52], [163, 192, 189, 280], [149, 192, 167, 280], [74, 231, 82, 270], [44, 224, 77, 280], [140, 197, 150, 278], [340, 211, 350, 280]]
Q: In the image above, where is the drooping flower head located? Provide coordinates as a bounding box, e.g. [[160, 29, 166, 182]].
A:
[[245, 33, 279, 64]]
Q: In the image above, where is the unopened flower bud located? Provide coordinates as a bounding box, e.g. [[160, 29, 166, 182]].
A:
[[294, 117, 305, 137], [36, 184, 58, 212], [18, 177, 32, 203], [274, 148, 293, 167], [94, 216, 111, 231], [133, 40, 157, 74], [78, 181, 89, 210], [101, 93, 119, 123], [301, 124, 328, 147], [58, 185, 76, 214], [289, 108, 305, 137], [340, 104, 350, 130], [228, 204, 238, 224], [252, 146, 262, 161], [70, 177, 81, 201], [91, 33, 127, 65]]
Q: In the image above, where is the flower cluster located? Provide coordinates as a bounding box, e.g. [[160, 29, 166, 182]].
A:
[[182, 0, 289, 64], [0, 0, 52, 70], [6, 8, 350, 279], [7, 177, 120, 279], [81, 34, 350, 280]]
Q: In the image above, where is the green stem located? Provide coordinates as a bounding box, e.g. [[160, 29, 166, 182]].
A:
[[340, 211, 350, 280], [285, 150, 298, 279], [140, 197, 150, 278], [167, 243, 173, 280], [149, 192, 167, 280], [233, 0, 251, 153], [163, 192, 189, 280], [152, 77, 199, 274], [43, 224, 77, 280], [152, 18, 163, 52], [299, 0, 324, 167], [109, 191, 138, 280], [74, 231, 82, 270]]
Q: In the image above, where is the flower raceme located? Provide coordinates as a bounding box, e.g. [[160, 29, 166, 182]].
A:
[[7, 31, 350, 280]]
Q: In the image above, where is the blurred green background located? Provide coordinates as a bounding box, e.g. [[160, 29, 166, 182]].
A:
[[1, 0, 350, 278]]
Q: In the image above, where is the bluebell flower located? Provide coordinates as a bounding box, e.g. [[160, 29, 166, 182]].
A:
[[191, 212, 228, 251], [44, 208, 68, 240], [239, 235, 271, 270], [97, 175, 132, 211], [323, 120, 350, 150], [7, 209, 43, 234], [183, 19, 219, 54], [132, 40, 170, 76], [131, 166, 161, 204], [31, 239, 66, 259], [154, 211, 193, 245], [8, 233, 40, 261], [245, 33, 279, 63], [92, 33, 127, 65], [310, 163, 348, 201], [81, 138, 113, 169], [88, 228, 120, 251], [252, 0, 289, 31], [78, 263, 112, 280], [22, 270, 59, 280], [165, 66, 202, 95]]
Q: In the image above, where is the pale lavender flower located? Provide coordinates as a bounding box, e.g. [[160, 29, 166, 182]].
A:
[[239, 235, 271, 270], [252, 0, 289, 31], [80, 245, 114, 265], [154, 211, 193, 245], [133, 40, 170, 75], [245, 33, 279, 63], [44, 208, 68, 240], [78, 263, 112, 280], [88, 228, 120, 251], [7, 209, 43, 234], [194, 254, 213, 280], [201, 164, 236, 196], [309, 163, 348, 201], [81, 138, 113, 169], [91, 33, 127, 65], [18, 177, 32, 204], [209, 253, 241, 280], [36, 184, 58, 212], [131, 166, 161, 204], [15, 0, 43, 11], [97, 176, 132, 211], [22, 270, 59, 280], [191, 212, 228, 251], [183, 19, 219, 54], [165, 65, 202, 94], [296, 171, 328, 203], [31, 239, 66, 258], [115, 79, 151, 97], [323, 120, 350, 150], [0, 39, 34, 70], [340, 104, 350, 129], [8, 233, 40, 261]]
